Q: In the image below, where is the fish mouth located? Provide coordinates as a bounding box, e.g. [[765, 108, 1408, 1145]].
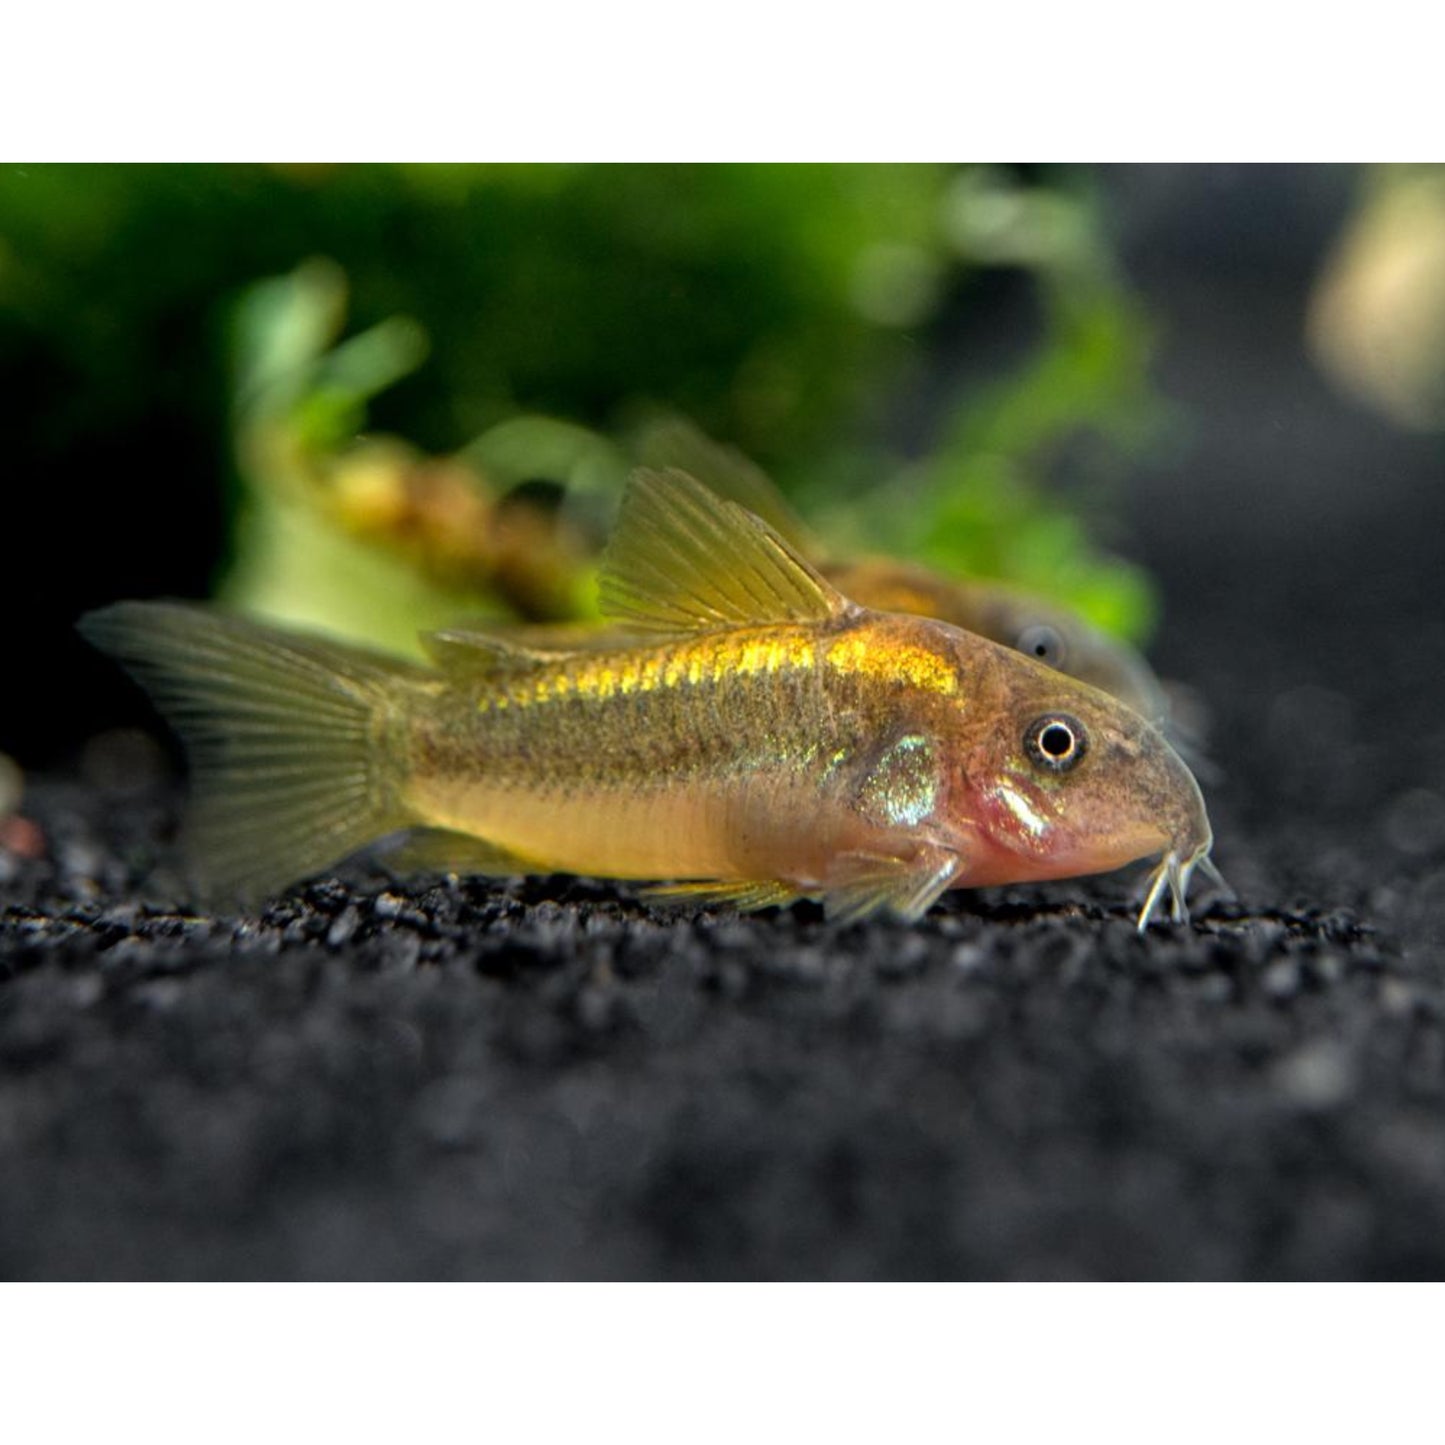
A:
[[1135, 838, 1230, 931], [1130, 726, 1222, 931]]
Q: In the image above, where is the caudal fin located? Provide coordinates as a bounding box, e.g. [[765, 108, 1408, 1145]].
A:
[[79, 602, 428, 902]]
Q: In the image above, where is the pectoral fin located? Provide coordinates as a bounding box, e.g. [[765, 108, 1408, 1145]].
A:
[[823, 845, 962, 924]]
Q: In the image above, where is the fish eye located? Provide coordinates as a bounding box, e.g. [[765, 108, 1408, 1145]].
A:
[[1016, 623, 1067, 669], [1024, 713, 1088, 773]]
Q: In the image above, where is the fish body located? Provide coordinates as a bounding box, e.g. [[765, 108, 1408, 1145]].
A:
[[409, 612, 1195, 906], [81, 470, 1214, 926]]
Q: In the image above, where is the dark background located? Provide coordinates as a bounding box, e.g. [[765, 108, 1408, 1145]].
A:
[[5, 165, 1445, 1279]]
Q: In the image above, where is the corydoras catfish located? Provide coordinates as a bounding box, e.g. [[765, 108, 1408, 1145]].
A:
[[81, 470, 1216, 927]]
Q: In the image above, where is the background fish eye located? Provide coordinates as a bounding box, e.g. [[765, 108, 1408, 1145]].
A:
[[1016, 623, 1067, 669], [1024, 714, 1087, 773]]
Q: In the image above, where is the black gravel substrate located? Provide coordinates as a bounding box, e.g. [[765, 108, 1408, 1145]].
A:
[[6, 180, 1445, 1280], [1, 782, 1421, 1281]]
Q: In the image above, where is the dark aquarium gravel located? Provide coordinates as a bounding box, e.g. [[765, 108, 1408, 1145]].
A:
[[0, 763, 1437, 1280]]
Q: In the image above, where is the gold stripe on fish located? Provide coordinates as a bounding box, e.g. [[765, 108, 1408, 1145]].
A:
[[478, 631, 822, 715], [713, 635, 818, 677], [825, 632, 958, 696]]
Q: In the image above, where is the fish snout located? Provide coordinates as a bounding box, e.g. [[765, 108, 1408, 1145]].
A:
[[1135, 805, 1218, 932], [1129, 725, 1219, 930]]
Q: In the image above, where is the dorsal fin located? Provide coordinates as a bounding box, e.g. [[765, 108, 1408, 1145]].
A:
[[635, 418, 821, 556], [597, 468, 851, 636]]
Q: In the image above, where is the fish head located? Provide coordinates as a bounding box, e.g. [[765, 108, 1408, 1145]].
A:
[[949, 645, 1213, 921], [969, 586, 1171, 729]]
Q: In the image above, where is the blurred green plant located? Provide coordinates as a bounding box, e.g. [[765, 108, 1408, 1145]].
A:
[[0, 163, 1165, 646], [821, 167, 1164, 640], [226, 258, 604, 654]]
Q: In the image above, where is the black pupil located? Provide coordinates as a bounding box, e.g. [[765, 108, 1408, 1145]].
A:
[[1040, 723, 1073, 758], [1033, 642, 1049, 657]]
